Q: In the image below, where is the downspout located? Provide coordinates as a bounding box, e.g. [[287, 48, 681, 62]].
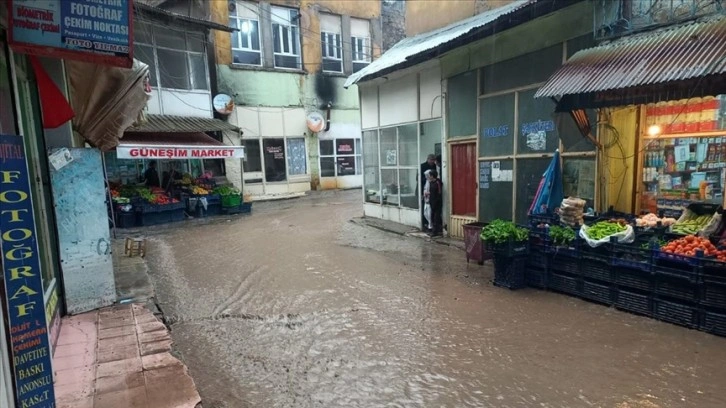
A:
[[324, 102, 331, 131]]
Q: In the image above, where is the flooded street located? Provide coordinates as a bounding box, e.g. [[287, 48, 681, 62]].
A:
[[143, 190, 726, 408]]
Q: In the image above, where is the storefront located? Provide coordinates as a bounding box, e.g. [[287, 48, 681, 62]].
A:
[[318, 132, 363, 190]]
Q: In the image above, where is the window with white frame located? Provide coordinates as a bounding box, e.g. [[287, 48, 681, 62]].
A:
[[351, 18, 371, 73], [271, 6, 302, 69], [134, 21, 208, 90], [320, 14, 342, 73], [230, 1, 262, 65], [319, 138, 361, 177]]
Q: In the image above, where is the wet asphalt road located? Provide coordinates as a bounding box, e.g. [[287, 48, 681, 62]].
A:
[[143, 190, 726, 408]]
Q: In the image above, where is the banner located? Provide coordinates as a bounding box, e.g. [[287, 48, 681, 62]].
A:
[[116, 144, 246, 160], [0, 134, 56, 408], [8, 0, 133, 68]]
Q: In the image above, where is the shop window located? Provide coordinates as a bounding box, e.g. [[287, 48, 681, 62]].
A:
[[272, 6, 302, 69], [135, 45, 158, 86], [202, 160, 224, 177], [515, 158, 551, 224], [448, 71, 477, 137], [320, 14, 343, 73], [399, 168, 419, 209], [243, 139, 262, 173], [287, 137, 307, 176], [398, 124, 418, 166], [380, 127, 397, 165], [420, 120, 442, 163], [381, 168, 399, 206], [479, 159, 514, 222], [480, 93, 515, 157], [230, 1, 262, 66], [158, 49, 189, 89], [351, 18, 371, 73], [320, 157, 336, 177], [263, 138, 287, 182], [558, 109, 598, 153], [563, 158, 596, 208], [480, 44, 563, 95], [320, 138, 361, 177], [189, 54, 208, 90], [363, 130, 380, 203], [517, 88, 559, 154]]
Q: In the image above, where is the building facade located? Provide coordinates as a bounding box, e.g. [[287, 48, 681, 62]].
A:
[[210, 0, 383, 197]]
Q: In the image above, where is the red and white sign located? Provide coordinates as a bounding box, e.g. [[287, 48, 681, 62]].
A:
[[117, 145, 245, 160]]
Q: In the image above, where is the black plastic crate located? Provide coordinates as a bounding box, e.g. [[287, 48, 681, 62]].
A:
[[581, 281, 615, 306], [615, 267, 654, 293], [525, 266, 548, 289], [527, 247, 549, 268], [701, 309, 726, 337], [169, 208, 185, 223], [206, 203, 222, 216], [550, 256, 579, 275], [654, 299, 700, 329], [528, 213, 559, 228], [615, 289, 653, 317], [115, 211, 136, 228], [654, 274, 699, 303], [612, 242, 654, 272], [654, 256, 701, 283], [547, 237, 581, 259], [581, 257, 613, 283], [140, 211, 171, 226], [701, 270, 726, 310], [549, 272, 581, 297], [485, 239, 529, 258], [492, 256, 527, 290]]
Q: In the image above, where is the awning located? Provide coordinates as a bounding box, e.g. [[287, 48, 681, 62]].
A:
[[125, 114, 240, 133], [535, 15, 726, 109], [117, 132, 244, 160]]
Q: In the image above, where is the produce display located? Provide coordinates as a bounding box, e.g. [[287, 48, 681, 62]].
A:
[[583, 220, 627, 240], [213, 186, 240, 196], [191, 186, 209, 195], [671, 214, 713, 235], [661, 235, 726, 261], [635, 213, 677, 228], [480, 219, 528, 244], [548, 225, 576, 247], [148, 194, 179, 205]]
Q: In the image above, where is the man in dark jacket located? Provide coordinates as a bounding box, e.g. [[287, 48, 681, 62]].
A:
[[428, 169, 443, 237], [420, 154, 437, 229]]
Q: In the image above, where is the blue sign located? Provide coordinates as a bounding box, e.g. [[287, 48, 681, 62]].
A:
[[482, 125, 509, 138], [479, 161, 490, 189], [521, 120, 555, 134], [8, 0, 133, 68], [0, 134, 56, 408]]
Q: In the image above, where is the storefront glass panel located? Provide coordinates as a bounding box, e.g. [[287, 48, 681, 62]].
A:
[[320, 156, 335, 177], [448, 71, 477, 137], [398, 124, 418, 166], [381, 168, 399, 206], [517, 89, 559, 154], [479, 159, 514, 222], [515, 158, 550, 223], [480, 93, 515, 157], [263, 138, 286, 182], [363, 130, 379, 203], [380, 127, 397, 165], [563, 158, 596, 208], [287, 137, 307, 176], [399, 168, 419, 210]]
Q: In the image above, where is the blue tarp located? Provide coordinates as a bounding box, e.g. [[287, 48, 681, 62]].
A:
[[529, 150, 564, 216]]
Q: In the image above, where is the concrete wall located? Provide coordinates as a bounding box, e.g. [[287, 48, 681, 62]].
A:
[[405, 0, 518, 36]]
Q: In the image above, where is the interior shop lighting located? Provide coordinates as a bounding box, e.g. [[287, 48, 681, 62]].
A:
[[647, 125, 662, 137]]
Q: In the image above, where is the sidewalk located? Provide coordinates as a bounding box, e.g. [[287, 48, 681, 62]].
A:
[[350, 216, 466, 251], [54, 304, 201, 408]]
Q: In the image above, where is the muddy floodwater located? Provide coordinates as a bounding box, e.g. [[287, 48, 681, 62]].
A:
[[143, 190, 726, 408]]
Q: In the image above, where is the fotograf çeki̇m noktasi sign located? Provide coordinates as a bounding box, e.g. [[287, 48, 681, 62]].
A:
[[0, 134, 56, 407], [8, 0, 133, 68]]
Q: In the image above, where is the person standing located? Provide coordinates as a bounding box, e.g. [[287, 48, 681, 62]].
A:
[[420, 154, 437, 229], [428, 169, 443, 237], [143, 161, 160, 187]]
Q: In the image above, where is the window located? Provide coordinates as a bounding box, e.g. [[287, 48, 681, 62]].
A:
[[320, 14, 342, 73], [230, 1, 262, 65], [133, 21, 208, 91], [363, 131, 380, 203], [243, 139, 262, 172], [351, 18, 371, 73], [287, 138, 307, 176], [272, 6, 301, 69], [263, 138, 287, 182], [319, 138, 362, 177]]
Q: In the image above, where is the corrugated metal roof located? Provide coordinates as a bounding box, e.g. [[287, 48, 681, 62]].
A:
[[344, 0, 538, 88], [134, 3, 236, 33], [535, 15, 726, 98], [125, 115, 240, 133]]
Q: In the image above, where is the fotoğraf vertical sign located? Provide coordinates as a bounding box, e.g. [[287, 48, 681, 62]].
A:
[[0, 134, 56, 408], [7, 0, 133, 68]]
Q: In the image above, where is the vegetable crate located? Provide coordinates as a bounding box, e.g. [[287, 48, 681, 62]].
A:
[[614, 288, 654, 317], [653, 298, 701, 329], [548, 272, 582, 297], [115, 211, 136, 229], [580, 255, 613, 284], [701, 309, 726, 337], [221, 194, 242, 208], [701, 261, 726, 310], [614, 267, 654, 293], [492, 255, 527, 290], [581, 281, 616, 306], [485, 240, 529, 257], [524, 267, 548, 289]]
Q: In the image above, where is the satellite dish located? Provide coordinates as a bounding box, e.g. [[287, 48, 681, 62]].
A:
[[306, 112, 325, 133], [213, 94, 234, 115]]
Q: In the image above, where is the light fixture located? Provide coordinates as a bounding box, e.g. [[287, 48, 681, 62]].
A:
[[647, 124, 662, 137], [240, 21, 251, 33]]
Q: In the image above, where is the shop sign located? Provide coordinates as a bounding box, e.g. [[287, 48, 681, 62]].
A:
[[117, 145, 245, 159], [482, 125, 509, 138], [336, 139, 354, 155], [7, 0, 133, 68], [479, 161, 490, 190], [0, 134, 56, 408]]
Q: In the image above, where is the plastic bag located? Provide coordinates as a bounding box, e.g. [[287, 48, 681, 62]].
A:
[[424, 203, 432, 230], [579, 224, 635, 247]]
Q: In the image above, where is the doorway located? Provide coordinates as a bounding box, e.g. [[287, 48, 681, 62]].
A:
[[449, 142, 477, 237]]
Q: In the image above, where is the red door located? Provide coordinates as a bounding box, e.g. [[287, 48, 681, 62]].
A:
[[451, 143, 477, 216]]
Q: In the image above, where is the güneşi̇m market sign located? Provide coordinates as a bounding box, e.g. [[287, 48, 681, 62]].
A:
[[116, 145, 246, 160], [0, 134, 56, 408], [7, 0, 133, 68]]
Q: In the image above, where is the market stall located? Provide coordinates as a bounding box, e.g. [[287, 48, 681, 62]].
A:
[[105, 132, 247, 227]]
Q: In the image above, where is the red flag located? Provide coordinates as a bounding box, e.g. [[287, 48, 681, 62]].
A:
[[29, 56, 75, 129]]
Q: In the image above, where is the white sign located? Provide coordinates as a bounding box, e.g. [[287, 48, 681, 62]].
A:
[[116, 145, 245, 160], [49, 148, 74, 170]]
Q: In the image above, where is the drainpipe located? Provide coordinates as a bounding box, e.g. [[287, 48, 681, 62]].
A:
[[324, 102, 332, 131]]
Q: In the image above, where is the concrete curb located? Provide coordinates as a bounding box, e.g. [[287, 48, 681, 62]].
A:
[[350, 217, 465, 251]]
